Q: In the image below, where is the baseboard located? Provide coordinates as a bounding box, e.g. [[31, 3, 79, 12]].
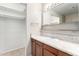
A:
[[0, 47, 25, 56]]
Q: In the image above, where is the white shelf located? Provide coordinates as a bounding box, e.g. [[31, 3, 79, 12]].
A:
[[0, 6, 25, 15], [0, 13, 25, 20], [0, 4, 26, 19]]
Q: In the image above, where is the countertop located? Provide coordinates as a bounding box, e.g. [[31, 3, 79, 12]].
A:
[[31, 34, 79, 56]]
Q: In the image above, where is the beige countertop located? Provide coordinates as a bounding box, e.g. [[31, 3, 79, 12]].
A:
[[31, 34, 79, 56]]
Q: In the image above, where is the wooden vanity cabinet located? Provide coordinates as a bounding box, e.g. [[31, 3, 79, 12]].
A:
[[31, 38, 71, 56], [31, 38, 43, 56], [35, 40, 43, 56]]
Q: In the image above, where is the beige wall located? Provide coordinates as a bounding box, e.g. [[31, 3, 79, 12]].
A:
[[26, 3, 42, 55], [65, 13, 78, 23], [30, 3, 42, 35]]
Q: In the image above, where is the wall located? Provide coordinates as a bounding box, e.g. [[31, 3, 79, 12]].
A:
[[26, 3, 42, 55], [28, 3, 42, 35], [0, 4, 26, 55], [0, 17, 26, 53], [65, 13, 78, 23]]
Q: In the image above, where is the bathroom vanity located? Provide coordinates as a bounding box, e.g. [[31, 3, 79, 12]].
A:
[[31, 35, 79, 56], [30, 3, 79, 56], [31, 37, 71, 56]]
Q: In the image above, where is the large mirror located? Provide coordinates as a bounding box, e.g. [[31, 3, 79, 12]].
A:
[[42, 3, 79, 25], [41, 3, 79, 44]]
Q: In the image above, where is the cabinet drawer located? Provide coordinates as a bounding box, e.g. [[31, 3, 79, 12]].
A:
[[44, 44, 58, 55], [36, 40, 43, 46]]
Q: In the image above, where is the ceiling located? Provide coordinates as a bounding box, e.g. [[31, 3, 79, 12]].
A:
[[50, 3, 79, 16]]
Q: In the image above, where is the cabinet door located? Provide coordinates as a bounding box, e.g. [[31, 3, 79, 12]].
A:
[[35, 40, 43, 56], [36, 44, 43, 56], [31, 38, 36, 56], [43, 49, 56, 56], [43, 44, 58, 56]]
